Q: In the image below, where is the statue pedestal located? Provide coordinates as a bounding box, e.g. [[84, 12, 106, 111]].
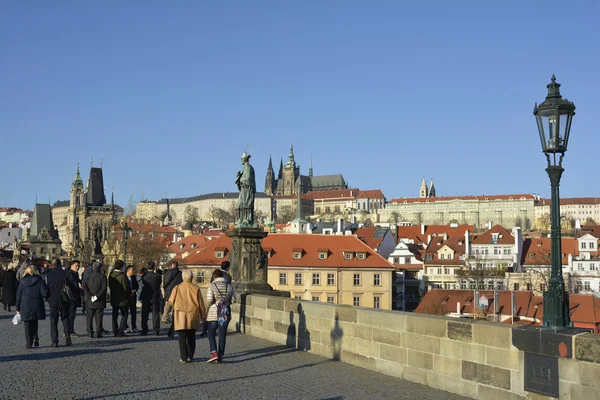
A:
[[227, 227, 274, 294]]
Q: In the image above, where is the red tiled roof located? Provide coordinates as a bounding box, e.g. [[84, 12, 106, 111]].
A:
[[389, 194, 535, 204], [167, 235, 208, 254], [396, 225, 475, 244], [201, 230, 226, 237], [537, 198, 600, 206], [471, 225, 514, 245], [354, 227, 384, 251], [305, 189, 358, 201], [521, 237, 576, 265], [423, 236, 466, 265], [182, 233, 394, 270], [356, 190, 385, 199]]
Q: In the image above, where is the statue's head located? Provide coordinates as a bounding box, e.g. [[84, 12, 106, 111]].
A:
[[241, 152, 251, 163]]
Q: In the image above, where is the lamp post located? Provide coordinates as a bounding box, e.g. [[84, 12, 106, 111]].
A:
[[120, 218, 129, 265], [533, 75, 576, 329]]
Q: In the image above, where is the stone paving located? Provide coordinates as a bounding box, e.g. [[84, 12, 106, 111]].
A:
[[0, 308, 466, 399]]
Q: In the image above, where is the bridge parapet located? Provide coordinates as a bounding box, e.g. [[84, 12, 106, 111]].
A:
[[229, 294, 600, 399]]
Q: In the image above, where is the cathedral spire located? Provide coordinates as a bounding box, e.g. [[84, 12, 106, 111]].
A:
[[420, 177, 428, 198], [428, 178, 436, 198], [278, 157, 284, 180], [72, 163, 83, 189], [267, 155, 273, 171], [287, 142, 295, 167], [309, 155, 313, 178]]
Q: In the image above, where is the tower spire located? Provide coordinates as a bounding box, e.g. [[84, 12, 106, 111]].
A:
[[267, 155, 273, 171], [287, 142, 295, 167], [309, 155, 313, 178], [420, 177, 428, 198], [278, 157, 284, 180]]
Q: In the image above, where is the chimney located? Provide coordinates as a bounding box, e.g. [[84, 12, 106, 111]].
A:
[[575, 219, 581, 230], [306, 222, 312, 234], [337, 218, 343, 235], [464, 230, 471, 258], [457, 302, 461, 315], [487, 221, 492, 230], [443, 232, 448, 241], [512, 227, 523, 272], [421, 224, 425, 236], [427, 235, 432, 245]]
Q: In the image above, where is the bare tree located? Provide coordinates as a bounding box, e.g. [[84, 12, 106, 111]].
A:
[[363, 218, 374, 228], [126, 232, 169, 268], [535, 213, 551, 231], [387, 212, 402, 225], [276, 205, 295, 224], [456, 254, 506, 289], [184, 205, 200, 224], [585, 217, 597, 225], [125, 194, 137, 217]]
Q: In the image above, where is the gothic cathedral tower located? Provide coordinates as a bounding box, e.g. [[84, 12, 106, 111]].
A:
[[264, 156, 276, 195], [282, 143, 299, 195], [67, 165, 85, 252], [419, 177, 429, 198]]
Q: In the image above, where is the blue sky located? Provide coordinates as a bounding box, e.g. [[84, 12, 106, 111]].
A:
[[1, 1, 599, 209]]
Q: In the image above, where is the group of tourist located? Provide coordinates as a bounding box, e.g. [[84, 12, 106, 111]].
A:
[[1, 257, 235, 364]]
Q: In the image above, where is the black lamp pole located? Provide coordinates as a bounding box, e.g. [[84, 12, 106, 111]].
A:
[[121, 218, 129, 265], [534, 75, 576, 329]]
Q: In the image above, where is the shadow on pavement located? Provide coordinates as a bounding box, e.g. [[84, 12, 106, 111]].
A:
[[0, 347, 133, 363], [79, 359, 332, 399]]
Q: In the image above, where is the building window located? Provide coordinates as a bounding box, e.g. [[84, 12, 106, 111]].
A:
[[295, 273, 303, 285], [373, 274, 381, 286], [460, 282, 467, 290], [345, 252, 353, 260], [319, 252, 327, 260], [334, 206, 340, 213], [197, 271, 206, 284], [444, 268, 450, 275], [591, 263, 596, 271], [357, 253, 366, 260], [353, 273, 361, 286], [215, 251, 223, 258], [591, 242, 596, 249], [312, 273, 320, 285], [540, 283, 546, 292], [312, 295, 320, 302], [439, 253, 444, 260], [582, 242, 587, 249], [294, 295, 302, 300], [279, 273, 288, 285], [373, 296, 381, 309], [294, 252, 302, 259], [514, 283, 520, 291], [404, 257, 411, 264], [437, 268, 442, 275], [584, 281, 591, 292], [327, 273, 335, 285], [353, 296, 361, 307], [578, 263, 584, 271], [393, 257, 399, 264], [327, 296, 335, 304]]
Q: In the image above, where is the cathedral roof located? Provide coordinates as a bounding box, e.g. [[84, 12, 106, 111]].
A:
[[86, 167, 106, 207], [310, 174, 346, 188]]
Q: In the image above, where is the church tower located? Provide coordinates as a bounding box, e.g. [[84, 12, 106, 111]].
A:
[[264, 155, 276, 195], [282, 142, 300, 195], [419, 177, 429, 198], [428, 179, 436, 198], [67, 164, 85, 252]]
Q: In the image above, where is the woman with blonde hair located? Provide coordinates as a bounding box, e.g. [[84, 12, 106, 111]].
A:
[[168, 269, 206, 363], [16, 265, 49, 349]]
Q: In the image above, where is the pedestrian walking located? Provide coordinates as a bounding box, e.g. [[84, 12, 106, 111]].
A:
[[162, 260, 183, 338], [168, 269, 206, 363], [68, 260, 82, 335], [124, 265, 139, 333], [83, 262, 107, 338], [206, 269, 236, 364], [109, 260, 129, 337], [15, 266, 49, 349], [45, 258, 75, 347], [1, 263, 18, 311], [140, 261, 162, 336]]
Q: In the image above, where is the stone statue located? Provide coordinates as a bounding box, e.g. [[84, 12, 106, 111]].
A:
[[93, 222, 103, 255], [235, 152, 256, 227]]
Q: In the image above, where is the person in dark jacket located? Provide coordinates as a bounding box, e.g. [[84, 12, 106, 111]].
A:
[[45, 258, 75, 347], [140, 261, 162, 336], [68, 260, 82, 335], [2, 263, 18, 311], [83, 261, 107, 338], [161, 260, 182, 325], [124, 265, 140, 333], [16, 266, 49, 349], [109, 259, 129, 337]]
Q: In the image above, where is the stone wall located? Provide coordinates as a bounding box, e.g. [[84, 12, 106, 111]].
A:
[[228, 294, 600, 399]]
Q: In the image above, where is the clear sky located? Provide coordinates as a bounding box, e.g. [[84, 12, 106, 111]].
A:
[[1, 1, 599, 209]]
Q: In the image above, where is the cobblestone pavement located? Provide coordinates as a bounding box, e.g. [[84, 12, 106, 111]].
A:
[[0, 309, 466, 400]]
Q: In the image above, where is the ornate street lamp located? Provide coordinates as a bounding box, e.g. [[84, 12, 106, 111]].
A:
[[534, 75, 576, 329], [120, 217, 130, 265]]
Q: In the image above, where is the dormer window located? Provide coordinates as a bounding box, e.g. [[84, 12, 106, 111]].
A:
[[318, 249, 329, 260], [215, 251, 224, 259], [357, 252, 366, 260], [293, 248, 303, 259], [190, 243, 196, 249], [179, 244, 184, 249], [343, 251, 354, 260]]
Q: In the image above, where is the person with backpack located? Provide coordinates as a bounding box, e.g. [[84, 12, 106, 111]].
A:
[[168, 269, 206, 363], [205, 269, 236, 364], [45, 258, 75, 347]]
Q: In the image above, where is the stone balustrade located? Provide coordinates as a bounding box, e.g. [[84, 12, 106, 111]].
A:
[[228, 294, 600, 399]]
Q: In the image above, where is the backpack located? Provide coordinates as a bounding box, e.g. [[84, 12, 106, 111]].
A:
[[213, 283, 231, 326]]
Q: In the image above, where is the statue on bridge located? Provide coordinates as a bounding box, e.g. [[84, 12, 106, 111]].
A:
[[235, 151, 256, 228]]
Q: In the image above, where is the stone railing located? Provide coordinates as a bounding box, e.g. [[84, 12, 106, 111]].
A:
[[229, 294, 600, 399]]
